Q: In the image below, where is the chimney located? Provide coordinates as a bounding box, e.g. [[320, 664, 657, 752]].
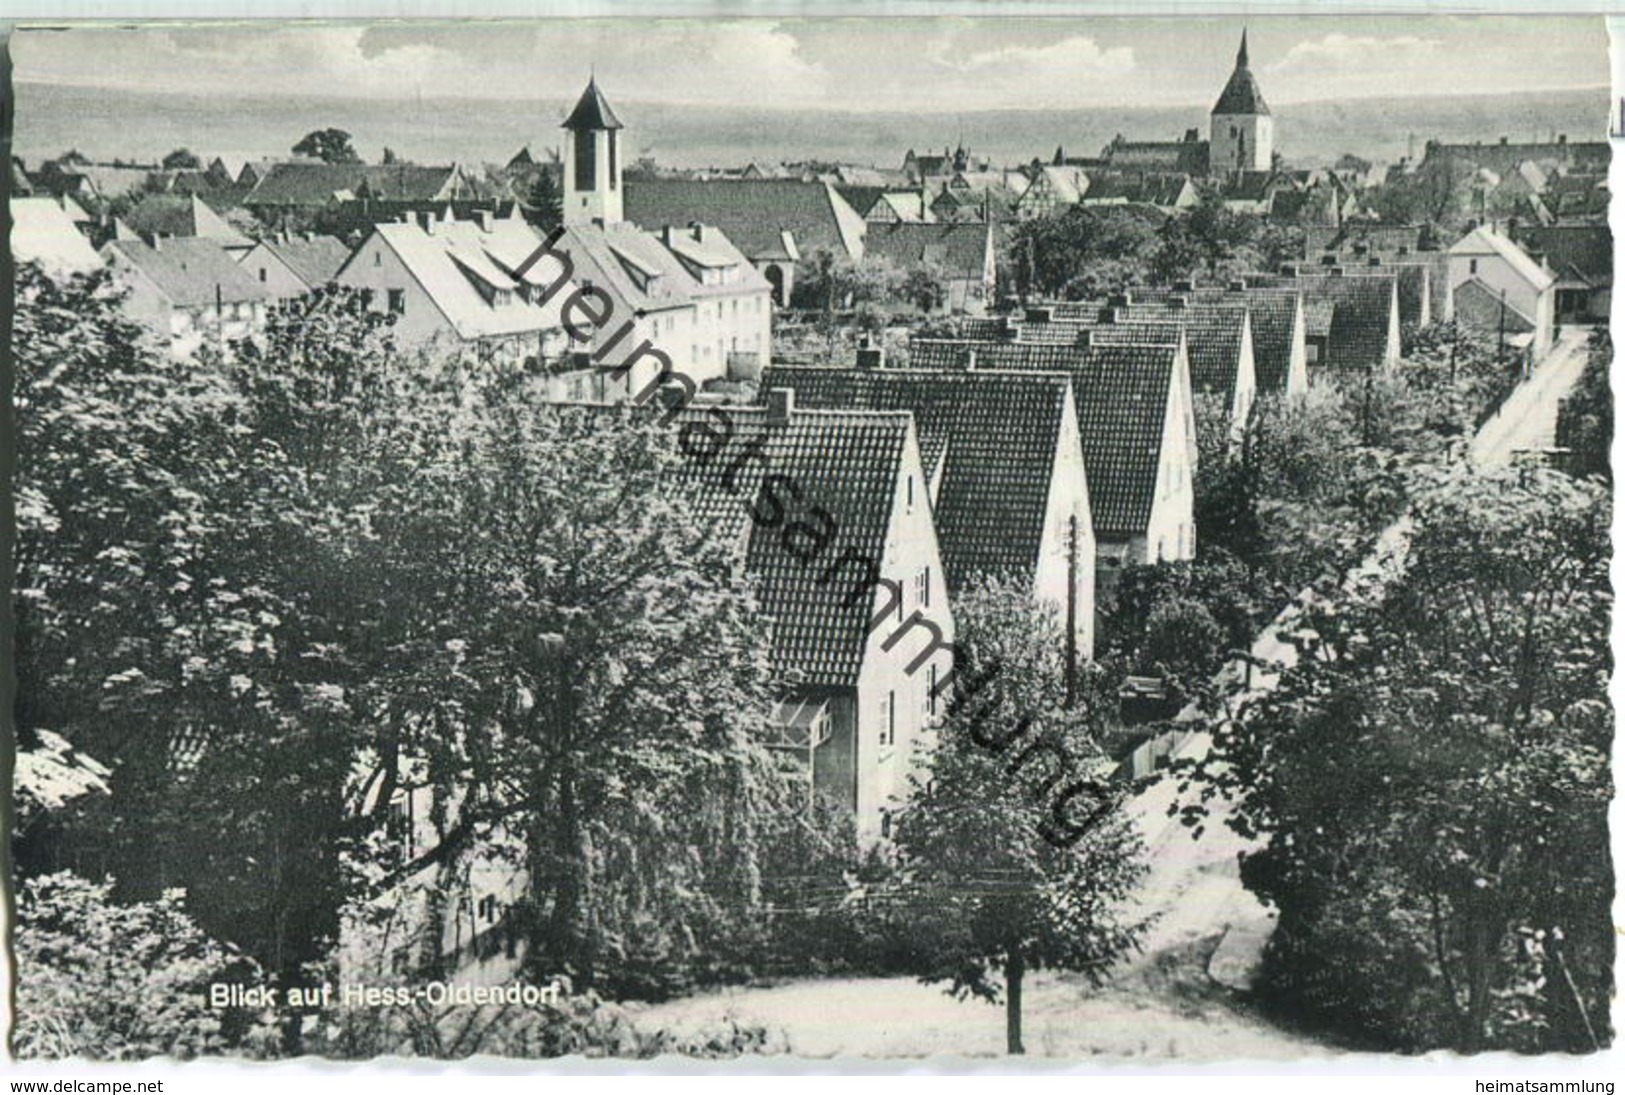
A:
[[661, 225, 678, 247], [1107, 291, 1131, 309], [1320, 254, 1338, 266], [855, 337, 886, 370], [1499, 136, 1509, 145], [766, 387, 795, 425], [1558, 133, 1568, 145], [1368, 256, 1382, 267], [149, 234, 162, 252], [1280, 263, 1300, 277], [690, 221, 705, 242], [1024, 305, 1054, 324], [1327, 265, 1344, 277], [1227, 279, 1247, 292], [476, 209, 494, 232], [1398, 245, 1410, 256], [1171, 277, 1194, 293]]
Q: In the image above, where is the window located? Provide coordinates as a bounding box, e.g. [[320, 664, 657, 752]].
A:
[[906, 474, 915, 511], [915, 567, 931, 609], [926, 663, 939, 715], [258, 267, 267, 283], [373, 250, 382, 267], [1469, 258, 1479, 275], [387, 288, 406, 315], [387, 796, 413, 856], [880, 691, 897, 748], [478, 895, 498, 924], [574, 128, 597, 191], [607, 130, 618, 190], [880, 809, 893, 840]]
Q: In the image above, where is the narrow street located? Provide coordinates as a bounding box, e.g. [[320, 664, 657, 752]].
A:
[[1114, 321, 1598, 1024], [633, 329, 1596, 1058]]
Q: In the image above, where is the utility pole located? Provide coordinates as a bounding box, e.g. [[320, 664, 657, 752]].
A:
[[1064, 514, 1079, 709], [1498, 286, 1508, 367]]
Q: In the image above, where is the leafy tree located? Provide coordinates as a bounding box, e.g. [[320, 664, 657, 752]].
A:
[[346, 397, 789, 997], [1099, 549, 1262, 695], [1007, 205, 1163, 298], [161, 147, 202, 170], [1555, 329, 1612, 482], [890, 577, 1148, 1054], [14, 872, 279, 1059], [1152, 188, 1261, 284], [381, 146, 400, 165], [293, 128, 361, 165], [1188, 461, 1613, 1052], [13, 263, 350, 1025]]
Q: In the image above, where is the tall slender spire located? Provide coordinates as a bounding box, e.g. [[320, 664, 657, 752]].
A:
[[1238, 29, 1250, 68]]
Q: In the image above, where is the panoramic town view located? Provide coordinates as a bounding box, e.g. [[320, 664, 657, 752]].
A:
[[8, 15, 1616, 1067]]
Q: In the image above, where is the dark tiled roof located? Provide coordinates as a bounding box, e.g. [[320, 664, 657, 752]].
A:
[[1220, 170, 1281, 202], [757, 367, 1075, 591], [862, 222, 992, 280], [1244, 272, 1395, 372], [1454, 277, 1536, 333], [907, 339, 1089, 373], [1301, 254, 1433, 326], [357, 164, 469, 202], [1033, 297, 1242, 403], [1515, 224, 1613, 287], [900, 338, 1179, 538], [623, 177, 863, 262], [1423, 139, 1609, 179], [261, 234, 354, 287], [956, 316, 1016, 340], [243, 163, 466, 209], [106, 237, 272, 308], [1212, 66, 1270, 116], [668, 404, 912, 689], [1114, 301, 1247, 403], [563, 79, 624, 131], [1102, 140, 1210, 175], [243, 163, 370, 208], [1127, 286, 1302, 393], [834, 184, 887, 217]]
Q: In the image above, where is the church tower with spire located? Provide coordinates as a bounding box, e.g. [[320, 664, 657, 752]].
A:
[[1209, 30, 1273, 173], [562, 76, 624, 226]]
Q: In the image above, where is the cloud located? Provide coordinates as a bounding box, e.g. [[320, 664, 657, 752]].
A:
[[938, 34, 1135, 78], [1269, 32, 1441, 73]]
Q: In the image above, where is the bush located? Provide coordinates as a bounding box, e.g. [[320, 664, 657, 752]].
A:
[[14, 872, 279, 1060]]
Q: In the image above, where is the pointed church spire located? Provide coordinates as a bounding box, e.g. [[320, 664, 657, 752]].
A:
[[564, 76, 623, 131], [1238, 28, 1250, 69]]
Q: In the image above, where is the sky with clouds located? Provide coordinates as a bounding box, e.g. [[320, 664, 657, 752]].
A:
[[10, 16, 1611, 114]]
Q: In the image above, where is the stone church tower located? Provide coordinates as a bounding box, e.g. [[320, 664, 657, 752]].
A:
[[1210, 31, 1273, 173], [562, 77, 624, 226]]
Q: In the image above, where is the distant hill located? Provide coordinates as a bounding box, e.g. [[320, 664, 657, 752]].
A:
[[12, 80, 1611, 174]]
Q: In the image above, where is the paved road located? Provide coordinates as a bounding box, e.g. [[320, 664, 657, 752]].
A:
[[1121, 324, 1596, 989]]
